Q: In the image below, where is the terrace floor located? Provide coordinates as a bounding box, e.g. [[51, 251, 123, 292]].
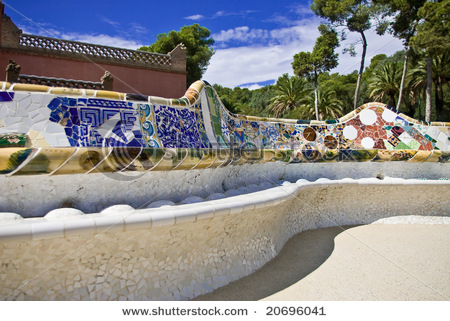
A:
[[194, 220, 450, 301]]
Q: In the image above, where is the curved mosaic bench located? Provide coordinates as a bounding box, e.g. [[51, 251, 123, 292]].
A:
[[0, 80, 449, 300], [0, 80, 449, 176], [0, 177, 449, 300]]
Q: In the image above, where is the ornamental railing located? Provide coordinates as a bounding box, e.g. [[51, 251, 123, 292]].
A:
[[16, 74, 105, 90], [19, 34, 172, 66]]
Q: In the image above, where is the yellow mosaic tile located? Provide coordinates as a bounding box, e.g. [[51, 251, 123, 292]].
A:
[[0, 148, 36, 175], [15, 147, 76, 175], [48, 88, 84, 96], [0, 81, 12, 90], [149, 96, 170, 106], [423, 151, 440, 162], [257, 150, 276, 163], [173, 149, 202, 170], [13, 83, 49, 92], [372, 150, 394, 162], [150, 149, 179, 171], [51, 148, 109, 175], [408, 150, 432, 163], [91, 147, 141, 173], [210, 149, 230, 168], [95, 90, 123, 100], [130, 148, 165, 171], [192, 150, 217, 169], [389, 150, 417, 161]]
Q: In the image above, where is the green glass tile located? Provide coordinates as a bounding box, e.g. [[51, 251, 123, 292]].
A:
[[407, 140, 421, 150], [395, 142, 410, 150], [347, 150, 377, 162], [384, 141, 394, 150], [0, 133, 27, 147]]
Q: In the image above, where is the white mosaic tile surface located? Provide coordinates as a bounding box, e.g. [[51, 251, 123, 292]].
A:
[[0, 177, 449, 301], [0, 162, 448, 218]]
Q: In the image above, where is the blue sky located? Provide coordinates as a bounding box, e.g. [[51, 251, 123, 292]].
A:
[[3, 0, 403, 89]]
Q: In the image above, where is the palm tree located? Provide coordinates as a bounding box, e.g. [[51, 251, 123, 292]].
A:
[[431, 52, 450, 120], [407, 53, 450, 121], [299, 87, 344, 120], [406, 59, 427, 119], [368, 62, 402, 108], [268, 74, 309, 118]]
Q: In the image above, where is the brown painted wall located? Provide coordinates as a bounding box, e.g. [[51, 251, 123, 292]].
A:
[[0, 5, 187, 98], [0, 51, 187, 98]]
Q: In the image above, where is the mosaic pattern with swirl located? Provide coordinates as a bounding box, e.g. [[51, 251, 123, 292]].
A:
[[0, 80, 449, 175]]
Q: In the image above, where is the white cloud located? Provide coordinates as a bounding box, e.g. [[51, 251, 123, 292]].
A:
[[204, 18, 321, 87], [185, 14, 204, 21], [60, 32, 144, 49], [334, 28, 404, 74], [204, 44, 305, 88], [19, 22, 145, 50], [239, 81, 276, 90], [204, 19, 404, 88], [18, 23, 63, 39], [214, 11, 226, 17], [129, 22, 149, 35], [242, 84, 264, 90], [212, 18, 321, 47], [213, 26, 270, 43], [100, 16, 121, 27]]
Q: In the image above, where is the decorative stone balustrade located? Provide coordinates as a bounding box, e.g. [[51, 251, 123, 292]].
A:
[[16, 74, 104, 90], [19, 34, 172, 67]]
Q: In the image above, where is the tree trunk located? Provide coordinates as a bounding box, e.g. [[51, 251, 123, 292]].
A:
[[425, 56, 432, 122], [314, 80, 319, 121], [389, 94, 396, 109], [434, 73, 444, 121], [354, 32, 367, 110], [396, 46, 410, 112]]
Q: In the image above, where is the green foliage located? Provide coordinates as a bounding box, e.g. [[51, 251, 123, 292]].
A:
[[139, 24, 215, 86], [204, 1, 450, 122], [244, 85, 276, 117], [410, 0, 450, 56], [298, 87, 345, 120], [320, 72, 358, 114], [311, 0, 369, 29], [213, 46, 450, 121], [212, 84, 255, 115], [268, 74, 310, 118], [375, 0, 426, 43], [368, 62, 402, 107], [311, 0, 386, 33], [292, 24, 339, 81], [362, 54, 388, 80], [292, 24, 339, 120], [311, 0, 388, 109], [406, 53, 450, 120]]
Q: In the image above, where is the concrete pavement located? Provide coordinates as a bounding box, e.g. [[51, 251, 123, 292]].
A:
[[193, 221, 450, 301]]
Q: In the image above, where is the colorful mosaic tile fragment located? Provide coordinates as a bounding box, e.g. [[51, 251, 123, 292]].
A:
[[0, 80, 449, 175]]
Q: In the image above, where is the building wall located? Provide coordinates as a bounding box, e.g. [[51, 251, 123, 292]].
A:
[[0, 4, 187, 98], [0, 50, 187, 98]]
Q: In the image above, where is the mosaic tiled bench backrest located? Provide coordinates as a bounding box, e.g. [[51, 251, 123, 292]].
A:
[[0, 80, 449, 176]]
